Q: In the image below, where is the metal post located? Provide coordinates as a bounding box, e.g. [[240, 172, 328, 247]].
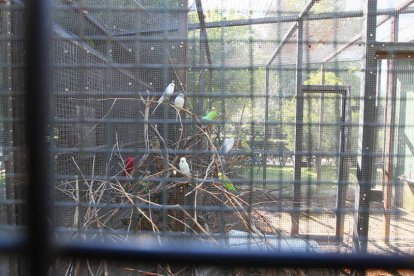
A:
[[25, 0, 53, 274], [263, 67, 270, 187], [292, 19, 304, 235], [336, 88, 351, 241], [323, 0, 414, 63], [395, 75, 407, 209], [353, 0, 377, 254], [198, 28, 205, 116], [382, 13, 399, 243], [316, 64, 325, 190]]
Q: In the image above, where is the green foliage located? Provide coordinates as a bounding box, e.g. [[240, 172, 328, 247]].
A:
[[187, 8, 266, 127], [304, 70, 344, 85], [0, 173, 5, 186], [278, 0, 345, 14], [187, 4, 361, 156]]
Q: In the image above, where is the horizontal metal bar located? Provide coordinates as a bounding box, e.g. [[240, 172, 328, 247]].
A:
[[0, 235, 27, 254], [55, 240, 414, 269], [0, 234, 412, 270], [301, 85, 350, 93], [52, 4, 189, 12], [53, 175, 353, 187], [51, 175, 399, 188], [370, 42, 414, 52], [112, 7, 414, 37], [53, 34, 367, 44], [49, 117, 414, 128], [49, 201, 409, 216], [323, 0, 414, 62]]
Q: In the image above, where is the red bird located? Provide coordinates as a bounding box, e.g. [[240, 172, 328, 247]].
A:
[[122, 157, 134, 176]]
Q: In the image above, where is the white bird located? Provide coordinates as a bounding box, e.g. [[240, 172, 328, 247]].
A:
[[152, 81, 175, 114], [222, 137, 235, 154], [179, 157, 191, 176], [174, 93, 185, 109], [174, 93, 185, 121]]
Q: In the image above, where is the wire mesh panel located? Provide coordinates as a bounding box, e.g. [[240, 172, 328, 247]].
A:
[[1, 0, 414, 275], [49, 0, 414, 269], [0, 0, 26, 274]]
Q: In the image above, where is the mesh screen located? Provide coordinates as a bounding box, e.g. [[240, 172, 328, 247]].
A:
[[0, 0, 26, 230], [0, 0, 414, 273]]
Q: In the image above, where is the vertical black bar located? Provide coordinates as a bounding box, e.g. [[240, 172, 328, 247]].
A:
[[25, 0, 53, 274], [336, 88, 351, 241], [161, 0, 170, 234], [395, 63, 406, 209], [198, 26, 205, 115], [354, 0, 377, 254], [292, 19, 304, 235], [391, 14, 403, 209], [263, 67, 270, 188], [382, 14, 399, 243], [316, 65, 325, 190]]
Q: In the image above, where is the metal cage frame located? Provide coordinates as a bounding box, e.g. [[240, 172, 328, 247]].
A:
[[292, 85, 351, 242], [0, 0, 414, 275]]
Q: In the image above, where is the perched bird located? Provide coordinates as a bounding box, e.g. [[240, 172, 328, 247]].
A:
[[122, 157, 134, 177], [174, 93, 185, 109], [218, 172, 237, 193], [152, 80, 175, 114], [174, 93, 185, 120], [179, 157, 191, 176], [201, 107, 219, 121], [221, 137, 235, 154], [240, 140, 251, 152], [150, 136, 160, 150]]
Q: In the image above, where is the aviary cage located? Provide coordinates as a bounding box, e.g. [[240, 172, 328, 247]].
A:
[[0, 0, 414, 274]]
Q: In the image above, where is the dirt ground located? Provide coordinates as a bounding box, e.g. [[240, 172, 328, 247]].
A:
[[199, 186, 414, 254], [193, 186, 414, 275]]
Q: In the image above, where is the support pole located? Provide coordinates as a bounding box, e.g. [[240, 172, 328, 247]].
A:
[[292, 19, 304, 235], [353, 0, 377, 254], [25, 0, 54, 274], [336, 88, 351, 241], [265, 0, 317, 195], [316, 64, 325, 191], [263, 67, 270, 187], [324, 0, 414, 63], [382, 14, 399, 244]]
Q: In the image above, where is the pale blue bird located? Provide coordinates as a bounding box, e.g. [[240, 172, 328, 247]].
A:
[[174, 93, 185, 121], [179, 157, 191, 176], [221, 137, 235, 154], [152, 81, 175, 114], [174, 93, 185, 109]]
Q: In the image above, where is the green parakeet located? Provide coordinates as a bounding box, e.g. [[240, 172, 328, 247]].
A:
[[240, 140, 251, 151], [202, 108, 219, 121], [218, 172, 237, 193]]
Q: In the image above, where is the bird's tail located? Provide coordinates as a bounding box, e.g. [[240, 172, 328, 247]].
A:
[[175, 109, 182, 122], [151, 97, 164, 115]]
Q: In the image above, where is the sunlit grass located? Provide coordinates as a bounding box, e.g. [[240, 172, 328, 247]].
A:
[[233, 165, 360, 196]]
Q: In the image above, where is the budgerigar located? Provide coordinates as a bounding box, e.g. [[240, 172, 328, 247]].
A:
[[174, 93, 185, 109], [179, 157, 191, 176], [152, 81, 175, 114], [201, 108, 219, 121], [240, 140, 251, 152], [222, 137, 235, 154], [174, 93, 185, 120], [218, 172, 237, 193]]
